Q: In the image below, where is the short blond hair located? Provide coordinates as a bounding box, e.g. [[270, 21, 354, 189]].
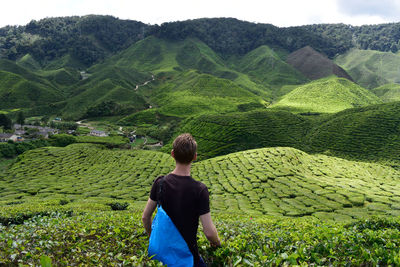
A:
[[172, 133, 197, 164]]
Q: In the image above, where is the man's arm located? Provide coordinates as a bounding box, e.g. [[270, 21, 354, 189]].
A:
[[142, 198, 157, 236], [200, 212, 221, 247]]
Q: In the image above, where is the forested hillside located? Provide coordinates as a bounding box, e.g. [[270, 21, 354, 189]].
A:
[[3, 16, 400, 67], [0, 15, 149, 66]]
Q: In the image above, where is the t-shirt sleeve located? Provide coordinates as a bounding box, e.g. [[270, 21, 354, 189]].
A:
[[149, 176, 162, 201], [197, 184, 210, 215]]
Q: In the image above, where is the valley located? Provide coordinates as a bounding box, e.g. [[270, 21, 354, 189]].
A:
[[1, 16, 400, 265]]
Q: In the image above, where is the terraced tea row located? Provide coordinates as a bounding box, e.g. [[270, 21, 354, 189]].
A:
[[1, 144, 399, 220], [167, 110, 312, 159], [197, 148, 400, 220], [171, 102, 400, 164], [0, 144, 175, 201]]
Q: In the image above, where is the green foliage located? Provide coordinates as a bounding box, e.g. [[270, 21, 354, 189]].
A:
[[40, 255, 52, 267], [16, 54, 41, 71], [5, 16, 400, 71], [0, 59, 51, 85], [1, 144, 399, 219], [108, 202, 130, 211], [1, 15, 149, 67], [175, 38, 226, 74], [40, 67, 81, 88], [167, 110, 312, 159], [371, 83, 400, 102], [336, 49, 400, 89], [59, 199, 69, 205], [150, 71, 264, 118], [153, 18, 340, 57], [0, 71, 63, 110], [119, 109, 180, 142], [0, 208, 400, 265], [271, 77, 382, 113], [49, 121, 77, 130], [75, 135, 129, 146], [0, 143, 399, 264], [232, 45, 308, 90], [306, 101, 400, 163], [0, 143, 17, 158], [62, 66, 150, 119], [85, 101, 122, 118], [0, 114, 12, 129], [0, 139, 50, 159], [15, 142, 36, 155], [48, 134, 76, 147]]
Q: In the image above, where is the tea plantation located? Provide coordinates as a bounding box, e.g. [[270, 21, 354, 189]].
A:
[[1, 143, 400, 265], [2, 143, 400, 218]]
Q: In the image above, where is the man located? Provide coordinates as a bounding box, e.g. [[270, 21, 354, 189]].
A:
[[142, 133, 221, 266]]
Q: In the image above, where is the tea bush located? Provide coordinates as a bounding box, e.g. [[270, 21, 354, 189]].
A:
[[0, 209, 400, 266]]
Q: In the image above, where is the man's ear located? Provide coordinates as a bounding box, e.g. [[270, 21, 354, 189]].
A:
[[193, 153, 197, 161], [171, 149, 175, 159]]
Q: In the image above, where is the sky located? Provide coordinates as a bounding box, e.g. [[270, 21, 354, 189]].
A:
[[1, 0, 400, 28]]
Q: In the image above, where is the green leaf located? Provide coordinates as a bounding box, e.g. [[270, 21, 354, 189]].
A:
[[40, 255, 52, 267]]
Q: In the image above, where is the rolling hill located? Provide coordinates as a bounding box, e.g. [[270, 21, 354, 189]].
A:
[[163, 109, 313, 159], [271, 77, 381, 113], [60, 66, 151, 119], [306, 101, 400, 163], [230, 45, 308, 92], [0, 70, 63, 109], [161, 100, 400, 165], [107, 36, 272, 98], [335, 48, 400, 89], [0, 59, 54, 87], [371, 83, 400, 102], [1, 143, 399, 220]]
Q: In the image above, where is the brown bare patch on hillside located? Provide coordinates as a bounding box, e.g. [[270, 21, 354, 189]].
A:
[[287, 46, 353, 81]]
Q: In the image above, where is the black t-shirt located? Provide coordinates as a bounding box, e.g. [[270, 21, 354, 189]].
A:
[[150, 173, 210, 264]]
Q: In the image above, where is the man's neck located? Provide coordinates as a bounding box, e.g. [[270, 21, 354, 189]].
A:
[[171, 162, 192, 176]]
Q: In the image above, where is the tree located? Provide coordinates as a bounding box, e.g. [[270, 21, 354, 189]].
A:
[[0, 114, 12, 130], [16, 111, 25, 126], [41, 116, 50, 125]]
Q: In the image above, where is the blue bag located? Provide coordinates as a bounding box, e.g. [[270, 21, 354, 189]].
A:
[[148, 177, 194, 266]]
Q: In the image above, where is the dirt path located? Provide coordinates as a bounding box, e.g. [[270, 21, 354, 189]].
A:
[[135, 74, 155, 91], [76, 121, 94, 130]]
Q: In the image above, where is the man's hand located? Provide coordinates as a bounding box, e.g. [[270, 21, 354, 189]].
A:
[[210, 240, 221, 248], [200, 212, 221, 247], [142, 198, 157, 235]]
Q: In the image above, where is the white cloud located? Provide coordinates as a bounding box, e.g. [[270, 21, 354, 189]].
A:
[[337, 0, 400, 19], [0, 0, 398, 28]]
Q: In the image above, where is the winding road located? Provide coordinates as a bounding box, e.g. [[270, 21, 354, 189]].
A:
[[135, 75, 155, 91]]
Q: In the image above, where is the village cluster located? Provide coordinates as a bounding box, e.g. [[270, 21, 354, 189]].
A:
[[0, 120, 109, 143]]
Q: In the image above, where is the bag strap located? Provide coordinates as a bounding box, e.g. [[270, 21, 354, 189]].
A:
[[157, 176, 165, 207]]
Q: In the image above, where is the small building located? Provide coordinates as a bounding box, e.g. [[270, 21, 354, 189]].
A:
[[0, 133, 13, 142], [90, 130, 108, 137], [14, 130, 26, 135], [13, 124, 23, 129], [16, 136, 24, 142], [37, 132, 50, 139], [9, 135, 23, 142], [42, 127, 59, 135]]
